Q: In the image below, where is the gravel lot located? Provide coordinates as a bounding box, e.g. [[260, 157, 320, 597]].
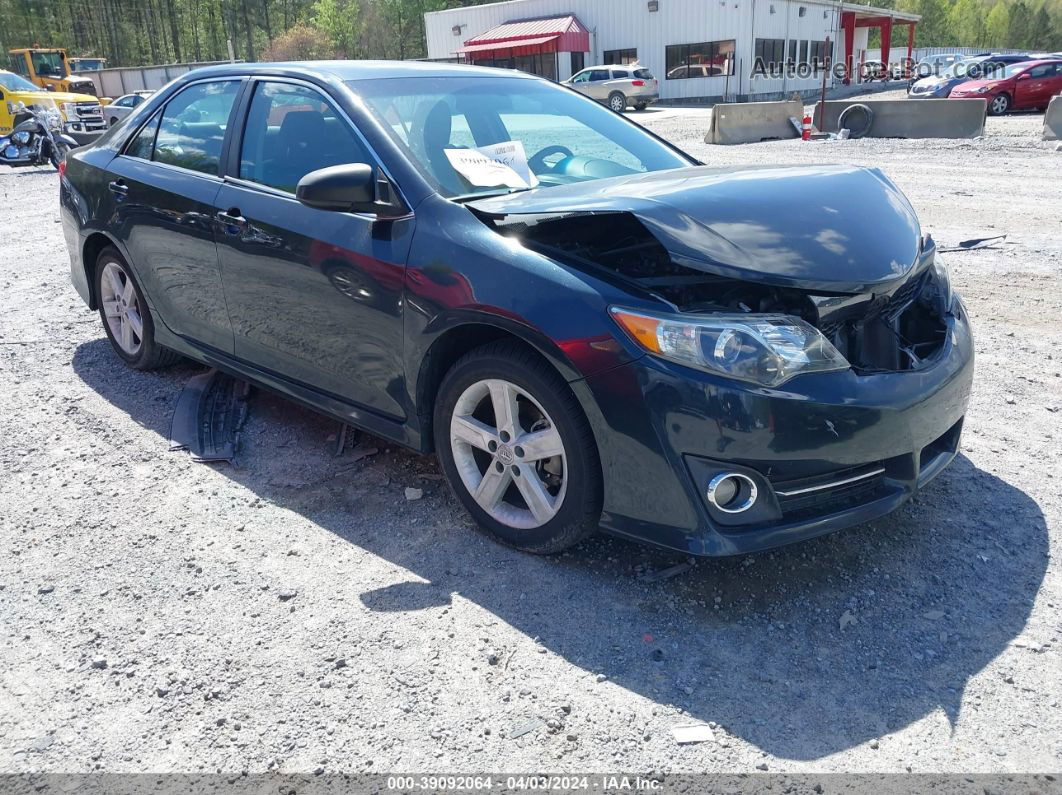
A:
[[2, 96, 1060, 776]]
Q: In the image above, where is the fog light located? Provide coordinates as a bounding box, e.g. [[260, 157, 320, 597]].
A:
[[706, 472, 758, 514]]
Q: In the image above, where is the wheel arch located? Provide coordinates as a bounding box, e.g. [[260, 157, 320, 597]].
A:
[[413, 318, 585, 454], [81, 231, 121, 310]]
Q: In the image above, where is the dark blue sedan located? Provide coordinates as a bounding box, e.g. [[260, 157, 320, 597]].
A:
[[60, 61, 973, 556]]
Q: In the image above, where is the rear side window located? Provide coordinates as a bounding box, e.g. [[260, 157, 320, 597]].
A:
[[634, 69, 654, 79], [611, 70, 630, 79], [153, 80, 241, 176], [238, 81, 371, 194]]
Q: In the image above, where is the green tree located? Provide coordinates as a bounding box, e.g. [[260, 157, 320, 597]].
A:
[[1008, 0, 1035, 48], [948, 0, 987, 46], [1030, 4, 1056, 49], [312, 0, 358, 56], [985, 1, 1010, 47]]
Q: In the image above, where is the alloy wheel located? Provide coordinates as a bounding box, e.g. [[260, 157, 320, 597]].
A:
[[609, 94, 626, 112], [991, 95, 1009, 115], [449, 378, 567, 530], [100, 260, 144, 356]]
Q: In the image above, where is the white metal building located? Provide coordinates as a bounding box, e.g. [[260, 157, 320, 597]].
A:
[[424, 0, 920, 102]]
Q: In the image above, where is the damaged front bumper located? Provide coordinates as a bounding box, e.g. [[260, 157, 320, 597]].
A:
[[579, 305, 974, 556]]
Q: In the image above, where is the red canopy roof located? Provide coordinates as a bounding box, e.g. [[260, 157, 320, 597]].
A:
[[457, 15, 590, 57]]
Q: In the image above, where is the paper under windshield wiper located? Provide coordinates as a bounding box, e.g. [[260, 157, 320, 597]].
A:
[[451, 187, 534, 204]]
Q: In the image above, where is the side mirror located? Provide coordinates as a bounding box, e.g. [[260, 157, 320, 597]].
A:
[[1017, 73, 1030, 80], [296, 163, 379, 214]]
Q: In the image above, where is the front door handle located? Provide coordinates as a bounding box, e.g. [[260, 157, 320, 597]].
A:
[[216, 208, 246, 228], [107, 179, 128, 198]]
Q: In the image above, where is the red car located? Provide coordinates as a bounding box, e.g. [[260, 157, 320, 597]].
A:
[[951, 59, 1062, 115]]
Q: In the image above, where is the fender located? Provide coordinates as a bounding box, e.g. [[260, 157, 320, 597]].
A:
[[56, 133, 79, 147]]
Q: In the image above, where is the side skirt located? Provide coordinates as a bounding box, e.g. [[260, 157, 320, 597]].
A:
[[153, 325, 426, 453]]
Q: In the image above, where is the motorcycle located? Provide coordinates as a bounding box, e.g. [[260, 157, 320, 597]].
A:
[[0, 101, 79, 170]]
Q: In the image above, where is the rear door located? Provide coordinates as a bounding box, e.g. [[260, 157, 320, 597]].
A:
[[104, 79, 242, 353], [213, 78, 412, 417]]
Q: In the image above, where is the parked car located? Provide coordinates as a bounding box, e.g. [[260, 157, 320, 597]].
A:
[[60, 61, 973, 557], [564, 65, 658, 111], [950, 59, 1062, 114], [910, 52, 963, 85], [860, 60, 890, 82], [105, 90, 154, 126], [909, 53, 1032, 98]]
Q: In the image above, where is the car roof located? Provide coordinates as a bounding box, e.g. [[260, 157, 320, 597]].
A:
[[179, 59, 540, 82]]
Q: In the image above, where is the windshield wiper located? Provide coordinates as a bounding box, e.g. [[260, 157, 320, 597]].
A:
[[451, 186, 534, 204]]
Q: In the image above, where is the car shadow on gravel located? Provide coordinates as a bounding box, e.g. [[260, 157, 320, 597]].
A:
[[72, 339, 1049, 761]]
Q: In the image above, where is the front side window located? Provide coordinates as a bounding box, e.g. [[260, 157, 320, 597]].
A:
[[355, 76, 691, 198], [126, 112, 161, 160], [570, 70, 590, 84], [666, 40, 736, 79], [7, 54, 29, 76], [115, 95, 135, 108], [153, 80, 240, 176], [239, 81, 371, 194]]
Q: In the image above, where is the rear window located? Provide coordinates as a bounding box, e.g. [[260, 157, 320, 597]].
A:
[[634, 68, 654, 80]]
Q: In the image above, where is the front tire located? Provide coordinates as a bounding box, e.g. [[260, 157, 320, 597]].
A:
[[434, 341, 602, 554], [608, 91, 627, 113], [49, 141, 70, 169], [95, 246, 179, 370], [989, 93, 1011, 116]]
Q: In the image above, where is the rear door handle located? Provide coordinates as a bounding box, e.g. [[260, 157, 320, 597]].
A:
[[107, 179, 128, 198]]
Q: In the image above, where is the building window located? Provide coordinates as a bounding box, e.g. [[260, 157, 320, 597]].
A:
[[799, 40, 809, 64], [787, 39, 797, 66], [664, 40, 736, 79], [570, 51, 585, 73], [808, 40, 831, 66], [604, 48, 638, 65], [754, 38, 786, 74]]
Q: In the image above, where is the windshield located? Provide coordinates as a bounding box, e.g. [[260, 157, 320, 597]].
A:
[[0, 71, 43, 92], [943, 58, 983, 78], [352, 76, 691, 198], [32, 52, 66, 77]]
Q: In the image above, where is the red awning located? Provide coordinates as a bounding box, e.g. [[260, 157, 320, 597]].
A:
[[457, 14, 590, 57], [455, 35, 560, 56]]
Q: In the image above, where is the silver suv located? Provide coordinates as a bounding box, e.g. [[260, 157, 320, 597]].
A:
[[564, 65, 659, 112]]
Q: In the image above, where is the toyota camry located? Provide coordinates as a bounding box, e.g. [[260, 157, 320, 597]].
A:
[[60, 61, 974, 556]]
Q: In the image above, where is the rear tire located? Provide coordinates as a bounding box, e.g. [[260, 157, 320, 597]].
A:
[[95, 246, 180, 370], [989, 93, 1011, 116], [608, 91, 627, 113], [634, 102, 649, 111], [433, 341, 602, 554]]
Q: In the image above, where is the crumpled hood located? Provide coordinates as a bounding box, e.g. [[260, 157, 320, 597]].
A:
[[469, 164, 923, 295]]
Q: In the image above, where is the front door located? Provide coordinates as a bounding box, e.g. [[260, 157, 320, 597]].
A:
[[213, 79, 412, 418], [585, 68, 612, 100], [104, 79, 242, 353], [1015, 63, 1062, 108]]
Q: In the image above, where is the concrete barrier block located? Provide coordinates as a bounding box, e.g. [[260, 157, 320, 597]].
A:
[[813, 98, 987, 139], [706, 99, 803, 145], [1044, 95, 1062, 141]]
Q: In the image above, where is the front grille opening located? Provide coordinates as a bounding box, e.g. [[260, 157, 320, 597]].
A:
[[820, 271, 948, 374]]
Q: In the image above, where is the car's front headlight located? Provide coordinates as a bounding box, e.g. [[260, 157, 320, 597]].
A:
[[931, 256, 954, 313], [610, 308, 849, 387], [60, 102, 77, 118]]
